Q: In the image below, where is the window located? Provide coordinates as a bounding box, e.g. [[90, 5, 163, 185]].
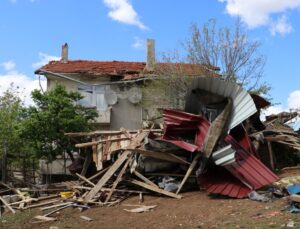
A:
[[78, 85, 108, 111]]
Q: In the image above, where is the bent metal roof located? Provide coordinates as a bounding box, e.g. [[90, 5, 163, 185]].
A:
[[35, 60, 220, 80]]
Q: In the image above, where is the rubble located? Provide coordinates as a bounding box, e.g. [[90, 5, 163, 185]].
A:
[[2, 77, 300, 221]]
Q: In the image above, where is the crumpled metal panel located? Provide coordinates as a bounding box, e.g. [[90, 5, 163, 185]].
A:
[[161, 109, 210, 152], [223, 135, 279, 189], [185, 77, 257, 131], [212, 145, 236, 166], [198, 166, 251, 198]]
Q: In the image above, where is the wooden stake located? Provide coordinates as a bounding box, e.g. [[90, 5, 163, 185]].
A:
[[176, 153, 200, 195], [129, 179, 181, 199]]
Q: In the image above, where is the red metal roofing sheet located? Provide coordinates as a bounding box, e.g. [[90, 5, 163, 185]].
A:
[[198, 166, 251, 198], [161, 109, 210, 152], [224, 135, 279, 190]]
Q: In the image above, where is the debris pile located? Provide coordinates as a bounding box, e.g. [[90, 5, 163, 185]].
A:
[[1, 77, 300, 220]]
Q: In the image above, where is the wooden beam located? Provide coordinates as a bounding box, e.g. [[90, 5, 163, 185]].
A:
[[73, 186, 149, 194], [133, 170, 158, 188], [104, 156, 133, 203], [0, 196, 16, 214], [75, 137, 130, 148], [65, 129, 162, 137], [129, 179, 181, 199], [130, 148, 190, 165], [80, 151, 92, 176], [76, 173, 96, 187], [176, 153, 200, 195], [83, 151, 131, 202], [43, 203, 73, 217]]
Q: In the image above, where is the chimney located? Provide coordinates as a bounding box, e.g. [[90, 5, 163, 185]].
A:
[[146, 39, 155, 71], [61, 43, 68, 63]]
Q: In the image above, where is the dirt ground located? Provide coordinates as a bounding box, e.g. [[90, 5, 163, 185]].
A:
[[0, 191, 299, 229]]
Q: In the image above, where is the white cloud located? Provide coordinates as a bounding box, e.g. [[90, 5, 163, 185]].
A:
[[0, 60, 16, 71], [262, 105, 284, 118], [287, 90, 300, 109], [0, 71, 46, 106], [218, 0, 300, 35], [32, 52, 60, 69], [270, 15, 293, 36], [103, 0, 148, 30], [132, 36, 145, 49]]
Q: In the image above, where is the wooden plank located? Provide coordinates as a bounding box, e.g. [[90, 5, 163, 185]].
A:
[[130, 148, 190, 165], [133, 170, 158, 188], [34, 215, 56, 222], [92, 136, 98, 166], [76, 173, 96, 187], [79, 167, 110, 185], [75, 137, 130, 148], [43, 203, 73, 217], [176, 153, 200, 195], [80, 216, 93, 221], [129, 179, 181, 199], [0, 196, 16, 214], [22, 199, 61, 210], [104, 156, 133, 203], [65, 129, 162, 137], [41, 202, 71, 211], [73, 186, 149, 194], [80, 151, 92, 176], [83, 150, 131, 202], [83, 132, 148, 202], [124, 205, 157, 213]]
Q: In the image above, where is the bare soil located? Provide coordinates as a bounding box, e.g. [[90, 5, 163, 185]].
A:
[[0, 191, 298, 229]]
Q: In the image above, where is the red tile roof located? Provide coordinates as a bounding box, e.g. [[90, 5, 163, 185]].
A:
[[35, 60, 220, 80]]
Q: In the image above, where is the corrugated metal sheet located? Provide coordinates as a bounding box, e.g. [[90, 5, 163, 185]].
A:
[[223, 135, 279, 189], [161, 109, 210, 152], [198, 133, 278, 198], [212, 145, 236, 166], [185, 77, 257, 131], [198, 166, 251, 198]]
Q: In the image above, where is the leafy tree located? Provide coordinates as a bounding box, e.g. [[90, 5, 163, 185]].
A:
[[0, 85, 25, 181], [21, 85, 98, 162], [184, 19, 270, 95]]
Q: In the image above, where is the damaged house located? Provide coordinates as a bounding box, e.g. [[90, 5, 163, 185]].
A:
[[33, 39, 299, 201], [35, 40, 219, 130]]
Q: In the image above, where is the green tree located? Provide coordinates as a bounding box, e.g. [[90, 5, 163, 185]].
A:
[[21, 85, 98, 162], [0, 85, 24, 181]]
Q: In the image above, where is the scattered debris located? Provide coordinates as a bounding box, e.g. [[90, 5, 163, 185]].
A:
[[123, 205, 157, 213]]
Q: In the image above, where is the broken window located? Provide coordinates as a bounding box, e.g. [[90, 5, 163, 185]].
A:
[[78, 85, 108, 111]]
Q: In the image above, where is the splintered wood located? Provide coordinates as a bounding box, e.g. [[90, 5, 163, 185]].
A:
[[63, 128, 188, 207]]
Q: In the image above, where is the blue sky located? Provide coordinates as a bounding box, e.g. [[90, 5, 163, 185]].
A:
[[0, 0, 300, 114]]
